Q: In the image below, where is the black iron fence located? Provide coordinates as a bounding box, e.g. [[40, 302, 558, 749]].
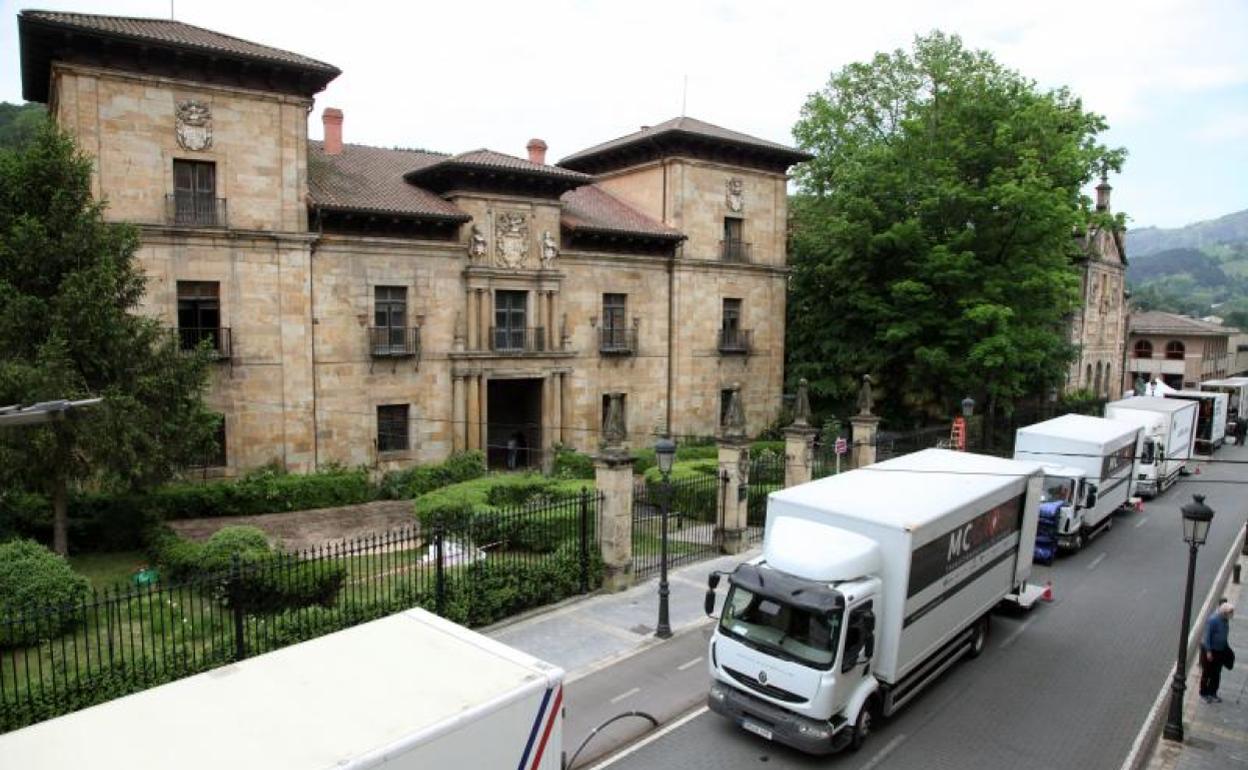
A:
[[748, 454, 785, 543], [632, 473, 720, 580], [0, 491, 601, 733]]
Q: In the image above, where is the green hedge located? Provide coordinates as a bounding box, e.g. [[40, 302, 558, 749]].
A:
[[0, 540, 93, 648], [414, 475, 591, 553], [640, 459, 720, 523], [551, 446, 595, 480], [378, 451, 486, 499]]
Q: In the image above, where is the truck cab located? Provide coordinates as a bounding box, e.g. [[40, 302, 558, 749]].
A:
[[1037, 464, 1089, 555]]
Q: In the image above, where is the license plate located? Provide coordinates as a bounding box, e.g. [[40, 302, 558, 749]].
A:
[[741, 720, 773, 741]]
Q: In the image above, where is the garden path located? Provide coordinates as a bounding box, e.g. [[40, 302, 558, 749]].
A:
[[166, 500, 415, 552]]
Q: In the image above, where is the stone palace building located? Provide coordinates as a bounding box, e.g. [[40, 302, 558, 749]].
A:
[[18, 10, 808, 474]]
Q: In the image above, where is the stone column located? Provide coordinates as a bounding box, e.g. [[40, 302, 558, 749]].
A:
[[541, 373, 555, 473], [849, 375, 880, 468], [478, 289, 490, 351], [595, 394, 635, 591], [466, 290, 478, 351], [466, 374, 480, 451], [478, 374, 489, 459], [717, 385, 751, 554], [552, 371, 564, 448], [784, 378, 816, 488], [546, 291, 557, 349], [560, 372, 571, 445], [535, 291, 546, 347], [452, 374, 466, 452]]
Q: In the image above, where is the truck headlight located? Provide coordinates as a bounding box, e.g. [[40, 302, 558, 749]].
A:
[[709, 684, 727, 702]]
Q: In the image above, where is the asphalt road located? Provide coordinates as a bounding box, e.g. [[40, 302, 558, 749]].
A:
[[591, 443, 1248, 770]]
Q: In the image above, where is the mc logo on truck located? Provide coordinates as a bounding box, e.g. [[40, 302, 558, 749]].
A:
[[908, 495, 1023, 599]]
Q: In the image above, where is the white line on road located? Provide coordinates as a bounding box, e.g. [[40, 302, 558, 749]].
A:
[[1088, 553, 1107, 571], [589, 706, 709, 769], [998, 617, 1035, 651], [860, 734, 907, 770], [676, 656, 703, 671], [1135, 516, 1150, 529], [609, 687, 641, 704]]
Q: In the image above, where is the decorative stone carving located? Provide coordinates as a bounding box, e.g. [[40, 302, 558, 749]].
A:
[[726, 177, 745, 213], [792, 378, 812, 427], [602, 392, 626, 449], [856, 374, 874, 417], [494, 213, 530, 269], [540, 230, 559, 268], [175, 100, 213, 151], [468, 225, 488, 260], [723, 383, 746, 440]]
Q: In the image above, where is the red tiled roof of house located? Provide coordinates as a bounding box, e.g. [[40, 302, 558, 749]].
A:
[[561, 186, 684, 241], [308, 142, 469, 220], [404, 149, 592, 187], [20, 10, 340, 74], [1129, 311, 1239, 336]]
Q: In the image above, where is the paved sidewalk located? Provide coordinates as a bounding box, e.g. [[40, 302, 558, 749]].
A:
[[1147, 554, 1248, 770], [486, 549, 758, 680]]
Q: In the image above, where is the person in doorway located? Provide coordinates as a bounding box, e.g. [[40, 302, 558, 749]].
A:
[[1200, 601, 1234, 703]]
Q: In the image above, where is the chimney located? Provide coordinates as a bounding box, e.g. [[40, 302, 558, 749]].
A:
[[526, 138, 547, 165], [1095, 167, 1111, 212], [323, 108, 343, 155]]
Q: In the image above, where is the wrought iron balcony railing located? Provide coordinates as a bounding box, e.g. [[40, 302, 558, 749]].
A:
[[720, 240, 752, 263], [718, 327, 753, 354], [599, 327, 637, 356], [489, 326, 550, 354], [369, 326, 421, 358], [178, 327, 232, 360], [166, 194, 228, 228]]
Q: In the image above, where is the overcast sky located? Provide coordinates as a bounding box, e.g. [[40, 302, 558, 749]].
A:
[[2, 0, 1246, 229]]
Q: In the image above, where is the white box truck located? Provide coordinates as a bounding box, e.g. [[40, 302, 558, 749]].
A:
[[1167, 390, 1228, 453], [1200, 377, 1248, 440], [703, 449, 1044, 755], [1012, 414, 1141, 552], [1104, 396, 1198, 497], [0, 608, 565, 770]]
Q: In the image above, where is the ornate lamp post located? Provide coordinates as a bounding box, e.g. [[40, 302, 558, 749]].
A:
[[655, 436, 676, 639], [1163, 494, 1216, 742], [961, 396, 975, 419]]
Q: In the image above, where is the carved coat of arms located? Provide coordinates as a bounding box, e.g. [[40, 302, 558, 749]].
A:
[[175, 100, 213, 152], [726, 177, 745, 213], [494, 213, 530, 269]]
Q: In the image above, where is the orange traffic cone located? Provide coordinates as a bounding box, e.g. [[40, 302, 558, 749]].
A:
[[1135, 499, 1145, 513], [1041, 581, 1054, 602]]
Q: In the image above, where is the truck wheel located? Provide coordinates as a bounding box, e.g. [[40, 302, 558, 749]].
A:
[[968, 616, 989, 659], [1071, 531, 1084, 552], [849, 701, 873, 752]]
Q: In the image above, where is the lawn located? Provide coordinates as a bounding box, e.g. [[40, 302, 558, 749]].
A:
[[67, 551, 148, 591]]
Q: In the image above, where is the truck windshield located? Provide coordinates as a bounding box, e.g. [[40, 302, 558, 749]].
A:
[[1140, 439, 1156, 466], [718, 585, 841, 669], [1041, 476, 1076, 504]]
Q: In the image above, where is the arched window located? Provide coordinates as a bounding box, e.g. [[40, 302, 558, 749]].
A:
[[1094, 362, 1103, 395], [1086, 364, 1093, 387], [1165, 340, 1185, 360], [1134, 340, 1153, 359], [1103, 361, 1113, 396]]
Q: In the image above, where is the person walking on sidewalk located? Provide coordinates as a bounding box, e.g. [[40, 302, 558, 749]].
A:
[[1200, 601, 1235, 703]]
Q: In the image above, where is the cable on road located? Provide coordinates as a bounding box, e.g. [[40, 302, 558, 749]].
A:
[[565, 711, 659, 770]]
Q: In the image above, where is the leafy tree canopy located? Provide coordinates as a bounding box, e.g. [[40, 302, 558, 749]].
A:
[[788, 32, 1125, 423], [0, 102, 47, 151], [0, 124, 218, 553]]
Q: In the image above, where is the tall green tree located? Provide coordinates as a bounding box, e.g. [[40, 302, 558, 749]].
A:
[[788, 32, 1125, 425], [0, 125, 218, 554], [0, 102, 47, 151]]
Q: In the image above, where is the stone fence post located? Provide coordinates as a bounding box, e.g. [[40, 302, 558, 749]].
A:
[[717, 385, 750, 554], [594, 393, 634, 591], [850, 374, 880, 468], [784, 378, 816, 487]]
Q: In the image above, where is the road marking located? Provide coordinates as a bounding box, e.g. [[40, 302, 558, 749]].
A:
[[609, 687, 641, 704], [861, 734, 907, 770], [998, 617, 1035, 651], [677, 656, 703, 671], [1135, 516, 1150, 529], [1088, 553, 1107, 571], [589, 706, 708, 768]]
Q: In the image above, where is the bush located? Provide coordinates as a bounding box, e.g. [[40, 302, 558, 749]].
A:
[[196, 526, 272, 574], [378, 451, 486, 500], [415, 475, 590, 553], [0, 539, 93, 647], [634, 440, 719, 476], [641, 459, 721, 522], [435, 542, 603, 627], [552, 445, 595, 480]]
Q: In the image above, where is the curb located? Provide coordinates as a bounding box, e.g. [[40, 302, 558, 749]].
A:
[[1119, 525, 1245, 770]]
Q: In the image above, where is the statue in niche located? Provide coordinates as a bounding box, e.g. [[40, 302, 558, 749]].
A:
[[540, 230, 559, 268], [494, 213, 529, 269], [468, 225, 488, 260], [726, 177, 745, 213], [175, 100, 213, 151]]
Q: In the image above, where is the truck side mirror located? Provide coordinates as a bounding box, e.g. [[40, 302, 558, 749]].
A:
[[704, 589, 717, 617], [708, 573, 721, 590], [1085, 486, 1098, 508]]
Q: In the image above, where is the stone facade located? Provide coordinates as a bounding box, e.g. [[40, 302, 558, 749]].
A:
[[23, 13, 806, 476], [1065, 177, 1129, 401], [1125, 312, 1237, 390]]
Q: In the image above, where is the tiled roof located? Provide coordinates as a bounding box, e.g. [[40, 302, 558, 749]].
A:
[[1130, 311, 1239, 336], [561, 186, 684, 241], [20, 10, 339, 74], [307, 142, 469, 220], [559, 116, 812, 170], [404, 149, 592, 187]]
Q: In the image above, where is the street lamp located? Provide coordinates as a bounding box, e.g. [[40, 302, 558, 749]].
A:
[[961, 396, 975, 418], [1163, 494, 1216, 742], [655, 436, 676, 639]]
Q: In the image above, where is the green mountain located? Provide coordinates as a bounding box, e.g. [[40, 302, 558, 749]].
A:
[[1128, 208, 1248, 258]]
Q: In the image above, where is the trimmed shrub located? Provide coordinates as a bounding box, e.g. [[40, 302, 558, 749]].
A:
[[641, 459, 720, 522], [414, 475, 589, 553], [378, 451, 486, 500], [552, 445, 595, 480], [196, 526, 272, 574], [0, 539, 93, 647]]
